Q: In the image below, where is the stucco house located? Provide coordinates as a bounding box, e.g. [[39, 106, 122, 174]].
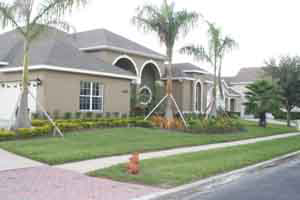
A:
[[0, 27, 262, 119]]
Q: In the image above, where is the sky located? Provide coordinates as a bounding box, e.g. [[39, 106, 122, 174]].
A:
[[2, 0, 300, 76]]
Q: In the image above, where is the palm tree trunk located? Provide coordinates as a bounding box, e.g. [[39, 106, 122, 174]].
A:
[[14, 41, 31, 129], [165, 47, 173, 120], [211, 58, 218, 117]]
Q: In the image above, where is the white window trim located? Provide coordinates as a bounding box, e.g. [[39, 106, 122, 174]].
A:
[[140, 60, 162, 80], [80, 81, 104, 112]]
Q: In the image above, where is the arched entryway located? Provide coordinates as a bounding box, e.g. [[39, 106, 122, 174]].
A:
[[140, 61, 161, 105], [194, 80, 203, 113], [113, 55, 138, 76]]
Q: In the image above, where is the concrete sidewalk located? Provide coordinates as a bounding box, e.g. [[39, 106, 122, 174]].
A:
[[57, 132, 300, 174], [0, 149, 44, 172]]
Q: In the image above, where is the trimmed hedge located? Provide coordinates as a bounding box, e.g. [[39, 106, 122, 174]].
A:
[[0, 130, 16, 141], [0, 117, 154, 141]]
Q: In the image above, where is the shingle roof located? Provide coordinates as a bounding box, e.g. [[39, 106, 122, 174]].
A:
[[73, 29, 166, 60], [168, 63, 208, 78], [228, 67, 265, 83], [0, 28, 135, 78]]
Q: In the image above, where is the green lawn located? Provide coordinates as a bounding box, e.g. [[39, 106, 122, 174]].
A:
[[0, 121, 296, 165], [90, 135, 300, 188]]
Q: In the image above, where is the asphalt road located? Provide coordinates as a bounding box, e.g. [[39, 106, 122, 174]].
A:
[[159, 157, 300, 200]]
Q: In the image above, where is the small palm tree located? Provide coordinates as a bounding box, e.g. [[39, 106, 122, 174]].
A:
[[132, 0, 198, 126], [181, 22, 237, 117], [244, 80, 279, 127], [0, 0, 88, 129]]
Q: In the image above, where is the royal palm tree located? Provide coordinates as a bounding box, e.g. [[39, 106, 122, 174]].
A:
[[132, 0, 198, 126], [244, 80, 279, 127], [265, 56, 300, 127], [0, 0, 88, 129], [181, 22, 237, 117]]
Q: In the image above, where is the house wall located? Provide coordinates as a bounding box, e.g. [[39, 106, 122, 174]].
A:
[[87, 50, 166, 78], [0, 70, 131, 115]]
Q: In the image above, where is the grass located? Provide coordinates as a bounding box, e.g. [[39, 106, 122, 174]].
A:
[[90, 135, 300, 188], [0, 121, 296, 165]]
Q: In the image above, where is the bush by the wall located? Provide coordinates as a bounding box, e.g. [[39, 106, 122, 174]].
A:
[[0, 130, 16, 141], [188, 117, 244, 134], [64, 112, 72, 119]]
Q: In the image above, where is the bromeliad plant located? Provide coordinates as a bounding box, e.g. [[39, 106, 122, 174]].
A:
[[0, 0, 88, 129]]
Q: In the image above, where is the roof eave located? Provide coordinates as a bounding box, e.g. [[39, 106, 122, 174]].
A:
[[0, 65, 137, 80], [79, 45, 167, 61]]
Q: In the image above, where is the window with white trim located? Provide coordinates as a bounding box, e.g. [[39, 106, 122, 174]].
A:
[[80, 81, 104, 112]]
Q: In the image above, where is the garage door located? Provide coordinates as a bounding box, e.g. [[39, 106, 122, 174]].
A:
[[0, 81, 37, 120]]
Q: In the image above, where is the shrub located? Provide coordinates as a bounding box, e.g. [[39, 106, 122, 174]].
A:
[[57, 122, 82, 132], [85, 112, 94, 119], [64, 112, 72, 119], [188, 117, 244, 134], [17, 128, 34, 138], [96, 113, 103, 119], [53, 110, 60, 119], [0, 130, 16, 141], [135, 120, 153, 128], [32, 120, 49, 127], [75, 112, 82, 119]]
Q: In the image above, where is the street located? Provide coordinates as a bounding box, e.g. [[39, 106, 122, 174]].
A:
[[157, 157, 300, 200]]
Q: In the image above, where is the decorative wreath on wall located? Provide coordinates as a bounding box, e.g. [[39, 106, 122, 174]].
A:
[[138, 86, 153, 105]]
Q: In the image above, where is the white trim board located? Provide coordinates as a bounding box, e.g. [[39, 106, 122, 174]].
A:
[[79, 45, 167, 61], [0, 65, 137, 80], [0, 61, 8, 66]]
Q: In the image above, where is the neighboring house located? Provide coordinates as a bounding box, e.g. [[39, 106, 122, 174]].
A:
[[223, 67, 266, 117], [0, 26, 264, 119], [163, 63, 242, 114]]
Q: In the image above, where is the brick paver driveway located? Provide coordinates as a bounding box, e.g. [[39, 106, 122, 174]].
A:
[[0, 166, 163, 200]]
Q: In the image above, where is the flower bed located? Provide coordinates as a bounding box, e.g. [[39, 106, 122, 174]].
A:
[[187, 117, 245, 133]]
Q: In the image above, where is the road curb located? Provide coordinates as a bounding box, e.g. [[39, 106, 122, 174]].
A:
[[132, 150, 300, 200]]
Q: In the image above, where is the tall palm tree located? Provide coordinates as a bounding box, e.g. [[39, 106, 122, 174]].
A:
[[132, 0, 198, 125], [0, 0, 88, 129], [181, 22, 237, 117]]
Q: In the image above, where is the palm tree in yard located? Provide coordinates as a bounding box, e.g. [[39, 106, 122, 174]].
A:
[[244, 80, 280, 127], [181, 22, 237, 117], [0, 0, 88, 129], [132, 0, 198, 127]]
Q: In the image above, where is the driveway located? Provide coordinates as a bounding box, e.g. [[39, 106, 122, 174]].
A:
[[159, 157, 300, 200], [0, 149, 43, 171], [0, 166, 163, 200]]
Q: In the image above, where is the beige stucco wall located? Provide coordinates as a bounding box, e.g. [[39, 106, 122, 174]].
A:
[[0, 70, 131, 115], [87, 50, 166, 78]]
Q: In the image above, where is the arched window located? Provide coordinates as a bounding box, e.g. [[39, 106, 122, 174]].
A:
[[113, 55, 138, 76], [194, 80, 203, 113]]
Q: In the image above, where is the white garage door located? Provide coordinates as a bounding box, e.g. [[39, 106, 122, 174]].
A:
[[0, 81, 37, 120]]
